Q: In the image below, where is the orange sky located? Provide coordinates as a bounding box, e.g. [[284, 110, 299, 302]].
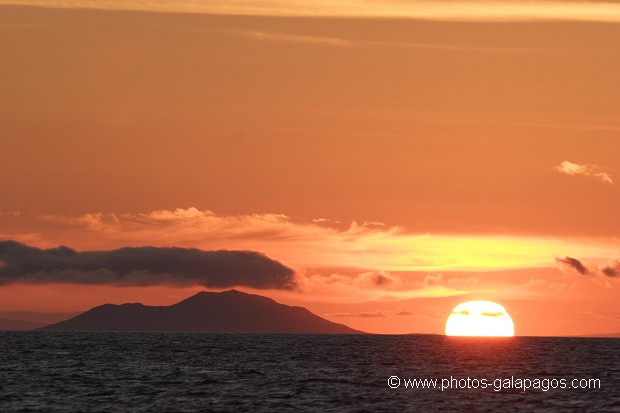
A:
[[1, 2, 619, 336]]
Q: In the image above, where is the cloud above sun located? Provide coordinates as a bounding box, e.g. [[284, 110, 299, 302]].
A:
[[555, 160, 613, 184], [2, 207, 619, 306], [2, 207, 619, 276], [556, 255, 620, 278]]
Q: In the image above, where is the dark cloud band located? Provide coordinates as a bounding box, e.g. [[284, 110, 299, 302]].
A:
[[0, 241, 296, 289]]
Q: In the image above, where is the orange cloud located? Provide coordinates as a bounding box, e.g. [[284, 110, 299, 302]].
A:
[[555, 160, 613, 184], [30, 207, 620, 273]]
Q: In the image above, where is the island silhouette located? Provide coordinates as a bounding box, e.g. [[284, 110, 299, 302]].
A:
[[39, 289, 363, 334]]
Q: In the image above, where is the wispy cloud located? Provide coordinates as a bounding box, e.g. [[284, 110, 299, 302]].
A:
[[2, 1, 620, 22], [555, 160, 613, 184], [556, 256, 591, 275], [556, 255, 620, 278], [298, 269, 473, 302], [240, 31, 355, 47], [329, 310, 386, 318], [20, 207, 619, 276], [396, 311, 413, 316], [601, 261, 620, 278], [231, 30, 570, 53], [481, 311, 505, 317]]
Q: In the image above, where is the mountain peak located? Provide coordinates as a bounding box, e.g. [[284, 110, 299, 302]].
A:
[[188, 289, 244, 298]]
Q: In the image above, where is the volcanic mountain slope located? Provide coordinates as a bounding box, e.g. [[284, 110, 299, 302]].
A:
[[39, 289, 363, 334]]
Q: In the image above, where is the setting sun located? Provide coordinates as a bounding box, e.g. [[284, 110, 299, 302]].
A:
[[445, 301, 515, 337]]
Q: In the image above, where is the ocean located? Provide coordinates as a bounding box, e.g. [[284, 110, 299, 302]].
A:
[[0, 332, 618, 412]]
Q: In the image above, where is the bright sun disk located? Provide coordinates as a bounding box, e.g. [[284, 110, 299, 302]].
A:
[[445, 300, 515, 337]]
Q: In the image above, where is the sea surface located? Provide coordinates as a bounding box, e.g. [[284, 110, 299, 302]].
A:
[[0, 332, 618, 412]]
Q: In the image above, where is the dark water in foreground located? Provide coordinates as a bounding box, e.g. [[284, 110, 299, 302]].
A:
[[0, 333, 618, 412]]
